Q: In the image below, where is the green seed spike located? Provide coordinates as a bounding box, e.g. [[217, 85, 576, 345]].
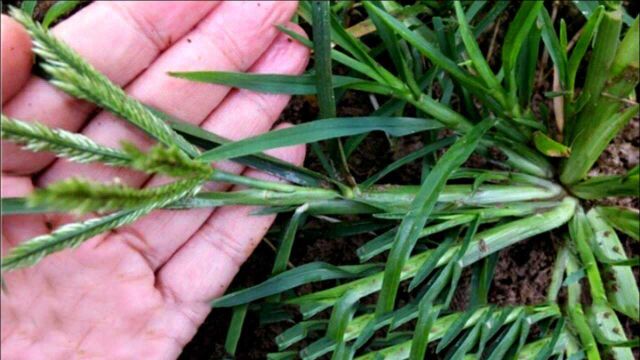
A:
[[9, 7, 200, 157], [29, 177, 203, 215], [1, 114, 131, 166]]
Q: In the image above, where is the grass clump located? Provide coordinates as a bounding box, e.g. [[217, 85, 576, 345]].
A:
[[1, 2, 639, 359]]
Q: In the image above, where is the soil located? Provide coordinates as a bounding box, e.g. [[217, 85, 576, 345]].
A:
[[2, 1, 638, 359]]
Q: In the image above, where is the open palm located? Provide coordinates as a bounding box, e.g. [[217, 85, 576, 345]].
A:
[[1, 1, 307, 358]]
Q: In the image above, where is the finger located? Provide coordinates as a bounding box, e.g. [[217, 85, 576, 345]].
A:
[[1, 15, 32, 104], [38, 1, 299, 190], [156, 126, 306, 305], [108, 25, 309, 270], [1, 174, 48, 252], [2, 1, 219, 175]]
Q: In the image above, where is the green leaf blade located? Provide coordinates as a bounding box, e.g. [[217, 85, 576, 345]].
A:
[[42, 1, 81, 28], [376, 118, 495, 315], [197, 117, 442, 162]]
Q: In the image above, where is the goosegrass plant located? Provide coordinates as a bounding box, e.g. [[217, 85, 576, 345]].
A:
[[1, 1, 639, 359]]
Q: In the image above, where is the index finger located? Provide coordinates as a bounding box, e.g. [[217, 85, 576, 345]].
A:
[[1, 15, 32, 104], [2, 1, 219, 175]]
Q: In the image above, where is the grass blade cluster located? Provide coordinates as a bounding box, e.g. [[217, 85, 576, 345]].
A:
[[2, 3, 639, 359]]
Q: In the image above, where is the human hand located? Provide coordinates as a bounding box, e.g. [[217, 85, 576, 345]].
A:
[[1, 1, 307, 358]]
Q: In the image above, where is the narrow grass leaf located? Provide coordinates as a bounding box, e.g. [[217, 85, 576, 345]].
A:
[[567, 6, 604, 95], [563, 269, 586, 287], [409, 303, 441, 360], [515, 26, 541, 108], [502, 1, 544, 75], [1, 198, 52, 215], [300, 1, 402, 89], [211, 263, 381, 308], [463, 0, 487, 22], [475, 306, 499, 358], [569, 170, 639, 199], [598, 258, 640, 266], [570, 207, 608, 303], [311, 0, 336, 119], [410, 269, 460, 357], [538, 8, 568, 88], [610, 16, 639, 78], [42, 1, 81, 28], [454, 1, 503, 95], [366, 2, 419, 95], [586, 303, 634, 359], [446, 312, 488, 360], [163, 110, 332, 187], [376, 118, 495, 315], [408, 234, 455, 291], [454, 217, 481, 263], [361, 136, 455, 188], [567, 304, 600, 360], [470, 253, 498, 307], [474, 1, 509, 37], [311, 0, 356, 187], [20, 0, 37, 16], [588, 209, 639, 320], [533, 131, 571, 157], [533, 318, 565, 360], [276, 25, 383, 82], [272, 205, 308, 275], [486, 314, 525, 360], [224, 304, 249, 356], [357, 215, 474, 263], [515, 317, 533, 359], [364, 2, 487, 96], [197, 117, 442, 162], [169, 72, 374, 95], [277, 320, 327, 351], [596, 206, 640, 241], [327, 291, 360, 343], [597, 338, 640, 348], [484, 307, 515, 349], [267, 351, 298, 360], [569, 8, 623, 143], [562, 104, 639, 185], [326, 6, 402, 89], [436, 307, 476, 353], [441, 217, 481, 307], [502, 1, 544, 108], [572, 0, 634, 25], [356, 230, 395, 263], [299, 301, 336, 320]]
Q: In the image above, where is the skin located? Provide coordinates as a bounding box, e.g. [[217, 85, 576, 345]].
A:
[[0, 1, 308, 359]]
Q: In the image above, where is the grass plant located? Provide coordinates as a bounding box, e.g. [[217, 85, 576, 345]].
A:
[[1, 1, 638, 359]]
